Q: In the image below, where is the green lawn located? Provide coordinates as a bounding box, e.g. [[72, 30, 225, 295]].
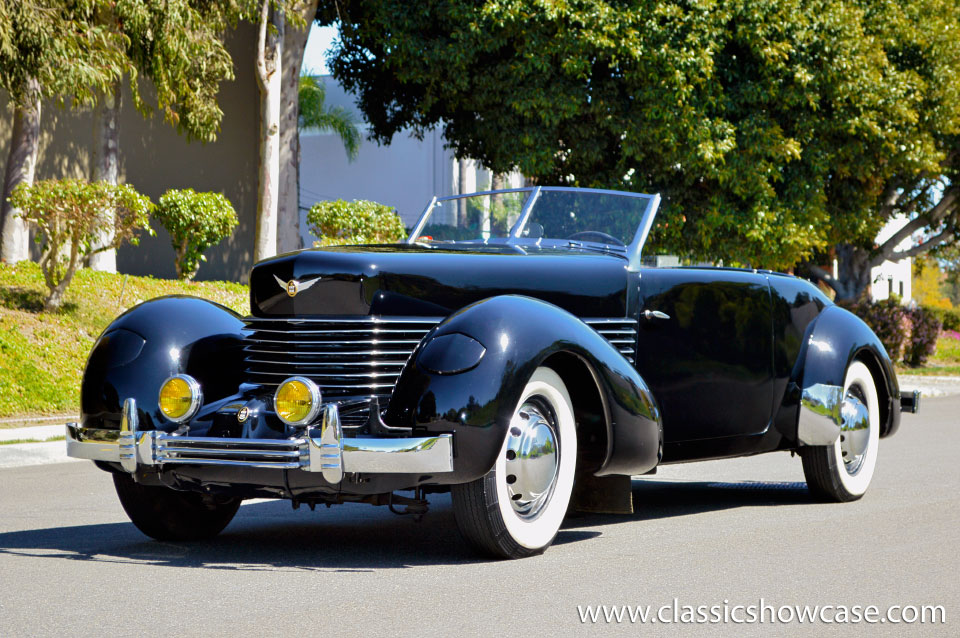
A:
[[0, 262, 248, 420], [897, 329, 960, 376]]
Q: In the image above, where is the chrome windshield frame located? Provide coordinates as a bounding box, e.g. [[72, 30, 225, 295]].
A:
[[405, 186, 661, 270]]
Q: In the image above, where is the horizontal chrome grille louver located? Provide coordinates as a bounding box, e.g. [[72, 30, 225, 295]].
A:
[[583, 318, 638, 363], [242, 315, 638, 427]]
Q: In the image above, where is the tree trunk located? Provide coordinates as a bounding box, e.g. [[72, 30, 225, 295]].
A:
[[278, 0, 318, 254], [0, 77, 41, 264], [88, 81, 121, 272], [254, 2, 285, 263], [42, 232, 80, 312], [457, 157, 469, 226], [833, 244, 875, 301]]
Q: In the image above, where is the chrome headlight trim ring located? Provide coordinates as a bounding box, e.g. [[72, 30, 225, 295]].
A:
[[158, 374, 203, 424], [273, 376, 323, 426]]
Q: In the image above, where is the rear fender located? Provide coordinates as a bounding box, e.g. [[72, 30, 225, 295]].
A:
[[384, 295, 662, 482], [795, 305, 901, 445]]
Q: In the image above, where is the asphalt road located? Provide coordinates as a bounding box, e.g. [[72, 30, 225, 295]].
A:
[[0, 398, 955, 637]]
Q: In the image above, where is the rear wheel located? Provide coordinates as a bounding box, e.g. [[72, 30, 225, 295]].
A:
[[452, 367, 577, 559], [113, 473, 241, 541], [801, 361, 880, 502]]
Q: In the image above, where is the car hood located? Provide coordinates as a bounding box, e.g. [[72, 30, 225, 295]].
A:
[[249, 243, 630, 318]]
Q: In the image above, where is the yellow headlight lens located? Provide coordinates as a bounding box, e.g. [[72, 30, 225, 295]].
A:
[[275, 379, 316, 424], [159, 376, 196, 421]]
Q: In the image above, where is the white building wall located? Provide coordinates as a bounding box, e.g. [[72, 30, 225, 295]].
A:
[[868, 215, 913, 304]]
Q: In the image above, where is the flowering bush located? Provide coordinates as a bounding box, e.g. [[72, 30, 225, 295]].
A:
[[844, 297, 910, 361], [845, 297, 944, 367], [903, 306, 943, 367]]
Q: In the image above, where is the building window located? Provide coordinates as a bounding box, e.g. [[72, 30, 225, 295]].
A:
[[899, 281, 904, 298], [888, 277, 894, 296]]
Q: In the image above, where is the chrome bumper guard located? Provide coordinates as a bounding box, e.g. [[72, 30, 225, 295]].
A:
[[797, 383, 844, 446], [66, 398, 453, 484]]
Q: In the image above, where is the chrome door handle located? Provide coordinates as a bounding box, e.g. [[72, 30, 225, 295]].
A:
[[643, 310, 670, 321]]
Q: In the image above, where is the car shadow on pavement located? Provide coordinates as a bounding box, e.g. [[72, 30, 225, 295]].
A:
[[0, 479, 810, 568], [562, 478, 814, 530], [0, 494, 600, 570]]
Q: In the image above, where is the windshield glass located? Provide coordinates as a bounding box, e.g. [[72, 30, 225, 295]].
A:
[[413, 190, 529, 242], [408, 187, 658, 261], [521, 189, 651, 248]]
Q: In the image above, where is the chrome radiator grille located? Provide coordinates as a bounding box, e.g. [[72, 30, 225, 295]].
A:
[[243, 317, 441, 428], [242, 315, 638, 426], [583, 318, 638, 363]]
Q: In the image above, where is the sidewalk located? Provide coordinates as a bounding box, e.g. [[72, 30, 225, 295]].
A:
[[0, 421, 77, 469]]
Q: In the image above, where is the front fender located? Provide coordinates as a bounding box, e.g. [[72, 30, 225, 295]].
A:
[[796, 304, 901, 444], [81, 296, 247, 432], [384, 295, 662, 482]]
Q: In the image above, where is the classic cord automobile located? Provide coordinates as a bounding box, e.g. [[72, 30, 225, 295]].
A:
[[67, 187, 920, 559]]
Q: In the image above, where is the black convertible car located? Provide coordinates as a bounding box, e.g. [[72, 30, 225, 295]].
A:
[[67, 187, 919, 558]]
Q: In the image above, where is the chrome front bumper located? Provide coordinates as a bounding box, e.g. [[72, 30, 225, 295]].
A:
[[66, 398, 453, 484]]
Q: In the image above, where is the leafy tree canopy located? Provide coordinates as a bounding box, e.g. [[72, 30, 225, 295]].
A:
[[0, 0, 130, 105], [323, 0, 960, 273], [113, 0, 237, 142]]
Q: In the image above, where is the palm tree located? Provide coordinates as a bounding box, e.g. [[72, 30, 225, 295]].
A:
[[298, 73, 361, 159]]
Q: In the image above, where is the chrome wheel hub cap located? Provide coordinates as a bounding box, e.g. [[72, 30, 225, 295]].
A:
[[504, 398, 560, 520], [839, 386, 870, 475]]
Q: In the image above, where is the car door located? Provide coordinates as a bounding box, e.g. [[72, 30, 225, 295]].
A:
[[635, 268, 774, 442]]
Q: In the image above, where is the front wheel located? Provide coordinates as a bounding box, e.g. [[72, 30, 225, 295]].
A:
[[452, 367, 577, 559], [113, 473, 242, 541], [800, 360, 881, 502]]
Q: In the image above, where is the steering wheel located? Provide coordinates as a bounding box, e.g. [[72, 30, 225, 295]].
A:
[[566, 231, 625, 246]]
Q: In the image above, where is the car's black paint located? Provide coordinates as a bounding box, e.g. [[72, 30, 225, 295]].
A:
[[81, 296, 247, 432], [384, 295, 662, 481], [252, 245, 631, 318], [636, 268, 775, 442]]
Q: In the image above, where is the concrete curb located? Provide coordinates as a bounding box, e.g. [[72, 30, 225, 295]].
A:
[[897, 375, 960, 398], [0, 423, 75, 470], [0, 414, 77, 426]]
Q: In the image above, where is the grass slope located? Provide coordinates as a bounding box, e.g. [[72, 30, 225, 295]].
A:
[[0, 262, 248, 419]]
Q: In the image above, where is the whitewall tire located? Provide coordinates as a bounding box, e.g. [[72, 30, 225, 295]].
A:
[[801, 361, 880, 502], [452, 367, 577, 558]]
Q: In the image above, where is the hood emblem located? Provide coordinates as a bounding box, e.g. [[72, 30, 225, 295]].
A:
[[236, 406, 250, 423], [274, 274, 321, 297]]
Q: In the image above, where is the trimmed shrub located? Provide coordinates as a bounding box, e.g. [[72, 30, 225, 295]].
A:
[[306, 199, 406, 246], [152, 189, 238, 280], [844, 297, 910, 361], [8, 179, 153, 311], [904, 306, 943, 367]]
